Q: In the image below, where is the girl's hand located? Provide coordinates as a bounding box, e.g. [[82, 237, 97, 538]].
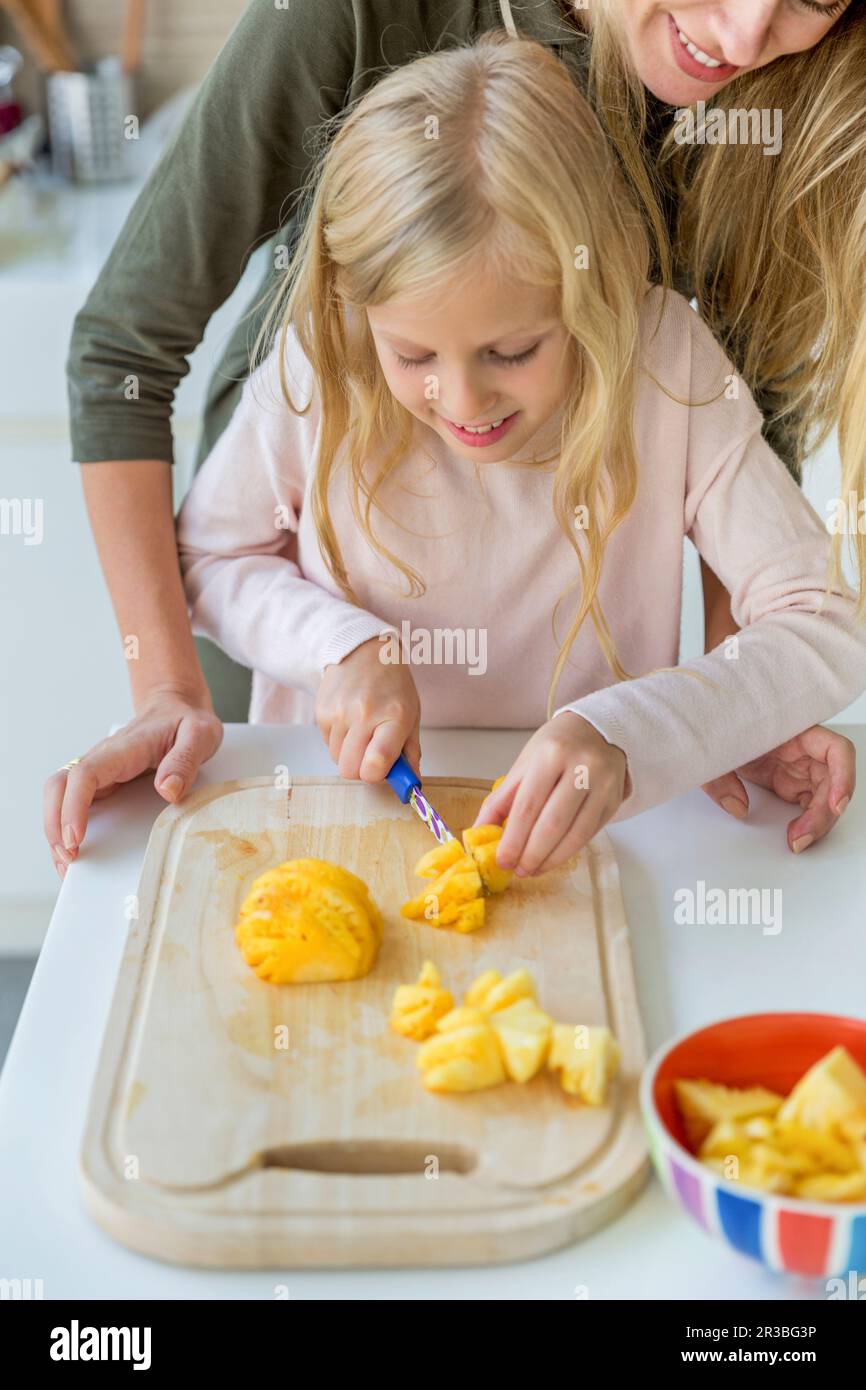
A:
[[701, 725, 855, 853], [315, 636, 422, 783], [472, 711, 630, 876], [43, 687, 224, 880]]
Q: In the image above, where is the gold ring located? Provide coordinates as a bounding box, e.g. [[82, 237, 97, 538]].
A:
[[59, 757, 83, 772]]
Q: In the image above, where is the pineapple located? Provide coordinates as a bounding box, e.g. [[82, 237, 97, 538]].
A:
[[435, 1005, 487, 1032], [548, 1024, 620, 1104], [234, 858, 382, 984], [777, 1046, 866, 1133], [400, 855, 484, 928], [698, 1119, 756, 1163], [400, 781, 517, 935], [413, 839, 467, 880], [416, 1015, 506, 1093], [462, 824, 513, 895], [684, 1048, 866, 1202], [464, 968, 536, 1013], [389, 961, 453, 1041], [391, 960, 623, 1104], [434, 898, 486, 935], [673, 1080, 783, 1149], [701, 1155, 790, 1194], [771, 1122, 860, 1173], [488, 997, 553, 1082], [793, 1171, 866, 1202]]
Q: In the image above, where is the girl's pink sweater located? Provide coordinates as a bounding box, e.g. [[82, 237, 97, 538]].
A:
[[177, 287, 866, 820]]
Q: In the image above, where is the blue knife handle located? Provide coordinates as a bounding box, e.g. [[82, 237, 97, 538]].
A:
[[386, 753, 420, 804]]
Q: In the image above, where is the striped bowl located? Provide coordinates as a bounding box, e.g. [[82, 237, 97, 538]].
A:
[[640, 1013, 866, 1279]]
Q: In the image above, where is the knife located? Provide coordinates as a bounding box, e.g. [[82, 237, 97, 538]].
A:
[[385, 753, 455, 845]]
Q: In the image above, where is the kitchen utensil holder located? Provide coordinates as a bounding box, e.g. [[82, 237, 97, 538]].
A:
[[47, 60, 135, 182]]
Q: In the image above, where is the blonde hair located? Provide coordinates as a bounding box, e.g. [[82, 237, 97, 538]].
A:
[[256, 31, 653, 717], [582, 0, 866, 610]]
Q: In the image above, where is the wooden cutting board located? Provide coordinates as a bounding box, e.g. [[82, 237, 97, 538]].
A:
[[80, 776, 648, 1267]]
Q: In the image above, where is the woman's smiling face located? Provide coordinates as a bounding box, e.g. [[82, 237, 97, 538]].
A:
[[597, 1, 854, 105]]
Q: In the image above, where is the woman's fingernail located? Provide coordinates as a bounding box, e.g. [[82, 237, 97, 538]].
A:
[[515, 866, 527, 877], [159, 775, 184, 800], [835, 796, 850, 817], [792, 834, 814, 854], [55, 859, 67, 880], [54, 842, 72, 864], [720, 796, 748, 820], [62, 824, 77, 850]]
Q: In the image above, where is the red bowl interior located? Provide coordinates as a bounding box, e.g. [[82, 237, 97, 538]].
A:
[[654, 1013, 866, 1154]]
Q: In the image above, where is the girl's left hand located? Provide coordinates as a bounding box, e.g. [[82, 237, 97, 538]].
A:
[[472, 712, 630, 876], [701, 725, 855, 853]]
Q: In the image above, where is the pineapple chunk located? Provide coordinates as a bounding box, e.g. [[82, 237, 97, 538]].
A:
[[548, 1024, 620, 1104], [434, 898, 486, 934], [702, 1155, 790, 1194], [462, 825, 513, 894], [463, 970, 502, 1010], [464, 968, 536, 1014], [400, 792, 519, 936], [686, 1048, 866, 1201], [742, 1116, 775, 1141], [777, 1046, 866, 1132], [417, 1017, 506, 1092], [698, 1119, 756, 1163], [414, 839, 467, 880], [489, 997, 553, 1082], [462, 825, 502, 848], [389, 961, 453, 1041], [674, 1080, 783, 1149], [435, 1005, 486, 1032], [840, 1114, 866, 1171], [793, 1171, 866, 1202], [749, 1141, 822, 1178], [772, 1121, 860, 1172], [400, 856, 483, 923]]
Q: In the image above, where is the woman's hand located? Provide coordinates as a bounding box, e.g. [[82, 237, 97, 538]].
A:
[[472, 711, 630, 876], [43, 687, 224, 879], [315, 637, 422, 783], [701, 726, 855, 852]]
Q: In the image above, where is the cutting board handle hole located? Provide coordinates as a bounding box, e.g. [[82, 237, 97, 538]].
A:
[[259, 1140, 477, 1176]]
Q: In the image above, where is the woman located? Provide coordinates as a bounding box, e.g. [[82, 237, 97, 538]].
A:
[[47, 0, 864, 875]]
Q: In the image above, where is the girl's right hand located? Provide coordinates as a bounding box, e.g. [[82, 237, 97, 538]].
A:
[[315, 636, 421, 783], [43, 687, 224, 880]]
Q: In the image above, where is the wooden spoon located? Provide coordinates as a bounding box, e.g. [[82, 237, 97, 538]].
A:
[[30, 0, 76, 70], [121, 0, 146, 76], [0, 0, 72, 71]]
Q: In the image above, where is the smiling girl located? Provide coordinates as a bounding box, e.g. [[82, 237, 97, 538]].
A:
[[50, 0, 866, 875], [175, 33, 866, 876]]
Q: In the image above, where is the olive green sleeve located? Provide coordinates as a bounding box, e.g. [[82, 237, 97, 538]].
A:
[[66, 0, 360, 464]]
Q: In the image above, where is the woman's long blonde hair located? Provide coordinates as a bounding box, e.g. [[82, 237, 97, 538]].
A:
[[582, 0, 866, 609], [256, 31, 654, 717]]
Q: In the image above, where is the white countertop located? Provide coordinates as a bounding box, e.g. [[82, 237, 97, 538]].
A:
[[2, 723, 863, 1301]]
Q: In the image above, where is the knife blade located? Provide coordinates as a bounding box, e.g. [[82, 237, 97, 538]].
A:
[[385, 753, 455, 845]]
